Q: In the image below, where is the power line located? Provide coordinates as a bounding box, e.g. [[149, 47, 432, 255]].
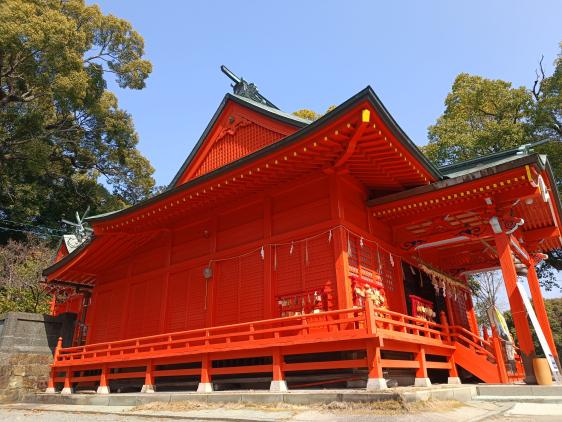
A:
[[0, 219, 66, 233], [0, 225, 61, 238]]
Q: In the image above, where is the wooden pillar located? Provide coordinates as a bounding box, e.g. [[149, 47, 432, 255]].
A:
[[263, 196, 274, 318], [494, 232, 536, 382], [46, 337, 62, 393], [141, 360, 155, 393], [197, 354, 213, 392], [414, 346, 431, 386], [61, 368, 73, 395], [393, 258, 408, 314], [97, 364, 110, 394], [270, 347, 288, 391], [527, 262, 560, 367], [491, 325, 509, 383], [466, 294, 480, 336], [333, 226, 353, 310], [206, 217, 218, 328], [445, 295, 456, 327], [329, 173, 353, 310], [440, 311, 461, 383], [366, 338, 387, 390], [158, 230, 173, 333]]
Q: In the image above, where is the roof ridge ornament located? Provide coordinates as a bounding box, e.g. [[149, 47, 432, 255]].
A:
[[220, 65, 278, 110]]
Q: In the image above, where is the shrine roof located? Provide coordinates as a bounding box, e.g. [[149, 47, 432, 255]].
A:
[[84, 86, 443, 225], [439, 145, 536, 178]]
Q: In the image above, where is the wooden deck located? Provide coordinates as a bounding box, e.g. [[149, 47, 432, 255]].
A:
[[47, 301, 524, 393]]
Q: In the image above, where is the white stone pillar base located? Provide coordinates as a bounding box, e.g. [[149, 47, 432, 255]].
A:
[[366, 378, 387, 390], [197, 382, 213, 393], [97, 385, 110, 394], [447, 377, 462, 385], [44, 387, 56, 394], [269, 380, 288, 392], [414, 377, 432, 387], [61, 387, 73, 395], [141, 384, 155, 393]]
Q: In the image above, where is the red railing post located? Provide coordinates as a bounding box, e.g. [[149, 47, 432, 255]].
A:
[[364, 299, 377, 336], [491, 325, 509, 383], [482, 325, 489, 341]]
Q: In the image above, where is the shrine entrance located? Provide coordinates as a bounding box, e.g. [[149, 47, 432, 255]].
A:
[[402, 263, 446, 326]]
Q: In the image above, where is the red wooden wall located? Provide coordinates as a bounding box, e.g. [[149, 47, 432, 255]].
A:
[[85, 174, 348, 344]]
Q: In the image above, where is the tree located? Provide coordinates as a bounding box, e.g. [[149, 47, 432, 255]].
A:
[[424, 42, 562, 290], [504, 298, 562, 358], [472, 272, 503, 326], [0, 236, 53, 313], [0, 0, 155, 232], [292, 105, 337, 121]]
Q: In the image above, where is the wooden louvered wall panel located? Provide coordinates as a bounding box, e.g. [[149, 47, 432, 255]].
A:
[[239, 253, 265, 323], [186, 265, 206, 330], [214, 258, 240, 326], [165, 270, 189, 332], [194, 124, 284, 178]]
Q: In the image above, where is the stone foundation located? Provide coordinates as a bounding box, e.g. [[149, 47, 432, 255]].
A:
[[0, 312, 75, 402]]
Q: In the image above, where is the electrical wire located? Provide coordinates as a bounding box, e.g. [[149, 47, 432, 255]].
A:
[[0, 218, 66, 233], [0, 225, 61, 238]]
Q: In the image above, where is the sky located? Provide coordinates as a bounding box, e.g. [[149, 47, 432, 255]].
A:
[[90, 1, 562, 301]]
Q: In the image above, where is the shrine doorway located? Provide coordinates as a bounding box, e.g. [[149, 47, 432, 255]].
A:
[[402, 263, 446, 324]]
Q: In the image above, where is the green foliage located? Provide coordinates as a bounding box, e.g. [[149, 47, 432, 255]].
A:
[[293, 109, 319, 121], [0, 236, 52, 314], [504, 298, 562, 358], [425, 42, 562, 290], [0, 0, 156, 231], [425, 73, 533, 165], [292, 105, 338, 121]]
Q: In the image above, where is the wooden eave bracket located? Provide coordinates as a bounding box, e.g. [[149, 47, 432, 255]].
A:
[[332, 109, 371, 169]]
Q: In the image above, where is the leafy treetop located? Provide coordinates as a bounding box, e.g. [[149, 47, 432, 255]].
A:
[[0, 0, 156, 233]]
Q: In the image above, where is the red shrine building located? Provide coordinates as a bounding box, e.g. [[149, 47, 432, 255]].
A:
[[43, 69, 561, 394]]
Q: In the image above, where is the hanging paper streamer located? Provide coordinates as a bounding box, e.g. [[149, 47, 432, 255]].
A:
[[289, 241, 294, 255], [328, 230, 332, 243], [390, 254, 394, 267], [359, 237, 364, 248], [260, 245, 265, 260]]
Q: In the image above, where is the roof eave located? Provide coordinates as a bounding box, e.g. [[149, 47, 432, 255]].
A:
[[88, 86, 441, 224], [368, 154, 543, 207]]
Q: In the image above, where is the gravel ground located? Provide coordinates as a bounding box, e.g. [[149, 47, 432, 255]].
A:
[[1, 401, 562, 421]]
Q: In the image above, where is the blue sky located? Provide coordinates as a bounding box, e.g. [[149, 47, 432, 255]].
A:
[[91, 1, 562, 299], [92, 0, 562, 187]]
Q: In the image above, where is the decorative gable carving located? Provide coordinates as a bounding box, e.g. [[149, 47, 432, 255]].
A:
[[173, 99, 302, 185], [193, 114, 286, 178]]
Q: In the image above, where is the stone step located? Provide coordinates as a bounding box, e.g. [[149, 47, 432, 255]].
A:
[[476, 384, 562, 398]]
